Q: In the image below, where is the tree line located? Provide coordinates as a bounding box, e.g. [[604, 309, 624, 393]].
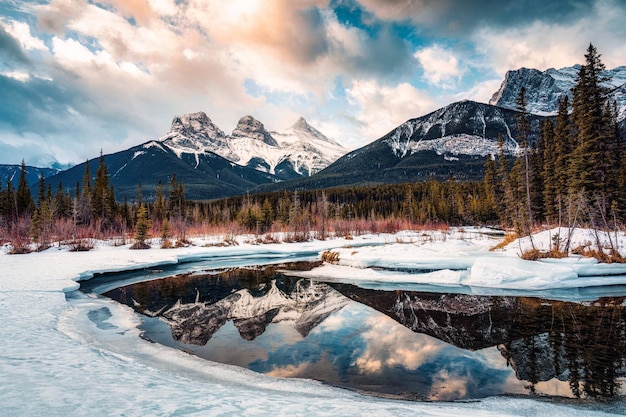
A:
[[484, 44, 625, 248], [0, 44, 623, 253]]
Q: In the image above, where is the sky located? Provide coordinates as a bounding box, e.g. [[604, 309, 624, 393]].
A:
[[1, 0, 626, 167]]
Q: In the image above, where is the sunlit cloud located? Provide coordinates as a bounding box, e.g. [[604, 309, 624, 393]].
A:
[[346, 79, 437, 139], [414, 45, 462, 88], [354, 314, 445, 373], [472, 0, 626, 74]]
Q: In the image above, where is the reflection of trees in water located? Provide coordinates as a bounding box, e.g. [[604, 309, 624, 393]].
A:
[[512, 298, 626, 397], [335, 285, 626, 399], [499, 298, 625, 398]]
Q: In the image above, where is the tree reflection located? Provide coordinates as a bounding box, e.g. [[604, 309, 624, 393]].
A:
[[335, 285, 626, 399]]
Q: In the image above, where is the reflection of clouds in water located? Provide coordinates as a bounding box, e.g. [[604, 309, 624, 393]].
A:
[[315, 303, 367, 333], [354, 313, 445, 373], [428, 369, 469, 401], [267, 361, 311, 378]]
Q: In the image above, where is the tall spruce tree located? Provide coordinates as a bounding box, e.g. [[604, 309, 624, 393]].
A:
[[540, 118, 558, 222], [553, 95, 573, 203], [569, 44, 612, 198], [515, 87, 534, 228], [92, 151, 112, 220], [16, 160, 34, 216]]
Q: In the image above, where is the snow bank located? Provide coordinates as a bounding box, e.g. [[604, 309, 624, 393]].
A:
[[1, 230, 625, 416]]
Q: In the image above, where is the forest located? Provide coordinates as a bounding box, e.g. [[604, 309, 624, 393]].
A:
[[0, 44, 624, 256]]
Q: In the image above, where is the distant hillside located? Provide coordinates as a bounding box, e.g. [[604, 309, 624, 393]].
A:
[[42, 141, 278, 201], [0, 164, 58, 189]]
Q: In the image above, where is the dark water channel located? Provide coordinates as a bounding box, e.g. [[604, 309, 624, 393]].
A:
[[90, 265, 626, 403]]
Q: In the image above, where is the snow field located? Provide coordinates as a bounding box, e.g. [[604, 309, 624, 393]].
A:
[[0, 229, 625, 416]]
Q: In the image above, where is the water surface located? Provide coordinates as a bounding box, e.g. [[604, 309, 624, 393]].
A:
[[94, 265, 626, 402]]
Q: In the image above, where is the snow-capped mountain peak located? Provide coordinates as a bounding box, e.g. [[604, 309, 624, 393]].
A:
[[490, 65, 626, 120], [157, 112, 346, 179], [168, 111, 226, 142], [231, 115, 278, 146], [159, 111, 233, 159]]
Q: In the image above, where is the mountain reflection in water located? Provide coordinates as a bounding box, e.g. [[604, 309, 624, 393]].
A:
[[103, 267, 626, 402]]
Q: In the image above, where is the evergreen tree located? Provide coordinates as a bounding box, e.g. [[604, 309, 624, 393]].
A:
[[1, 179, 16, 219], [553, 96, 573, 205], [515, 86, 534, 228], [133, 204, 151, 248], [91, 151, 112, 220], [261, 197, 273, 232], [569, 44, 611, 197], [540, 118, 558, 222], [154, 181, 165, 221], [37, 172, 46, 208], [77, 160, 92, 225], [168, 174, 185, 219], [16, 160, 34, 216], [483, 155, 498, 215]]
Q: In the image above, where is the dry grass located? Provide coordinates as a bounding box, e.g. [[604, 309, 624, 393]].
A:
[[321, 250, 340, 264], [571, 246, 626, 263], [520, 248, 568, 261], [490, 232, 519, 251]]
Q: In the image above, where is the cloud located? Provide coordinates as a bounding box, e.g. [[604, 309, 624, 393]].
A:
[[0, 24, 30, 67], [1, 19, 47, 52], [472, 1, 626, 73], [345, 79, 437, 139], [414, 45, 462, 88], [356, 0, 597, 35]]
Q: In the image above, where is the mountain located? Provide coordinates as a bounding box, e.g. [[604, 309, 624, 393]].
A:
[[40, 112, 343, 201], [160, 112, 346, 180], [41, 140, 278, 201], [489, 65, 626, 120], [254, 100, 545, 192], [104, 270, 349, 345], [0, 164, 58, 189]]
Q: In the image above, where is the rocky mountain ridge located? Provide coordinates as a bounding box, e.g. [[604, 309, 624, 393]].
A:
[[490, 65, 626, 120], [160, 112, 346, 180]]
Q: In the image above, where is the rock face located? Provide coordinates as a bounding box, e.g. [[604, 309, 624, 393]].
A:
[[231, 115, 278, 146], [159, 112, 346, 179], [490, 65, 626, 121]]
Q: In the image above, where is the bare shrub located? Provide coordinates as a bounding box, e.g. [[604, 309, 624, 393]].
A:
[[520, 248, 568, 261], [68, 239, 95, 252], [321, 250, 340, 264], [130, 241, 151, 250]]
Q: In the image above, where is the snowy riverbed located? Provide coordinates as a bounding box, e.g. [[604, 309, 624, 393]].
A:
[[1, 228, 625, 416]]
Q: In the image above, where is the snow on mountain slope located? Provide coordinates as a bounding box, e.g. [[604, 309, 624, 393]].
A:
[[490, 65, 626, 120], [383, 100, 532, 159], [159, 112, 346, 179]]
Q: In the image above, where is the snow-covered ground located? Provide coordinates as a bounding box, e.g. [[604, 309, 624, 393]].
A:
[[1, 228, 625, 416]]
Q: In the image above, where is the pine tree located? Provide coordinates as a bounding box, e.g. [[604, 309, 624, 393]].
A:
[[154, 181, 165, 221], [77, 160, 92, 225], [553, 96, 572, 203], [132, 204, 151, 249], [261, 197, 273, 232], [483, 155, 498, 214], [37, 172, 46, 208], [515, 86, 534, 228], [569, 44, 611, 196], [91, 151, 112, 220], [16, 160, 34, 216], [541, 118, 558, 222]]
